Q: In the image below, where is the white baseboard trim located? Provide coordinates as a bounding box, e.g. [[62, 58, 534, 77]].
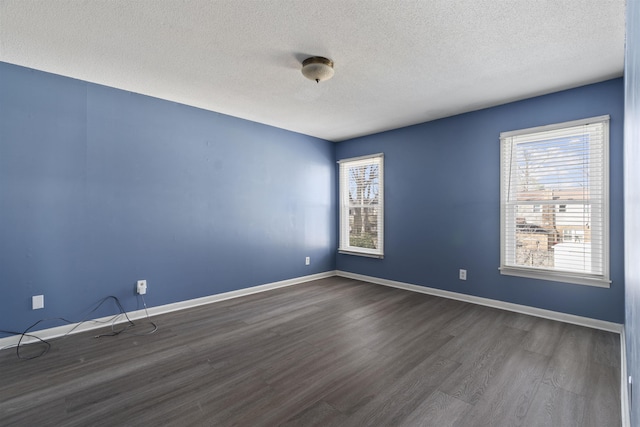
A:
[[0, 271, 337, 349], [142, 271, 337, 318], [336, 270, 623, 333], [338, 270, 631, 421], [3, 267, 630, 423], [621, 328, 631, 427]]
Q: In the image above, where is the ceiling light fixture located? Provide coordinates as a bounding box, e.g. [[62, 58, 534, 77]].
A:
[[301, 56, 334, 83]]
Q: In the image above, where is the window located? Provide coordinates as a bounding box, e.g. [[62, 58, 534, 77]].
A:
[[500, 116, 609, 287], [339, 153, 384, 258]]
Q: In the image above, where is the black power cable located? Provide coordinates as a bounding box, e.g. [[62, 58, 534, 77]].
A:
[[0, 329, 52, 360], [0, 295, 158, 360]]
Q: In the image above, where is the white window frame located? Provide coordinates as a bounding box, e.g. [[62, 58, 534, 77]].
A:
[[500, 116, 610, 287], [338, 153, 384, 258]]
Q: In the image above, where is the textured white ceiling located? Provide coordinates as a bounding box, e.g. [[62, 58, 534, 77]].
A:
[[0, 1, 625, 142]]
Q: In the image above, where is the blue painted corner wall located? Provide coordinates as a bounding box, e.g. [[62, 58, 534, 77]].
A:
[[0, 62, 336, 334], [0, 61, 625, 336], [336, 78, 625, 324]]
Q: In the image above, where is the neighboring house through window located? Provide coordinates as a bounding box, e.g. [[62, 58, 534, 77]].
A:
[[500, 116, 610, 287], [338, 153, 384, 258]]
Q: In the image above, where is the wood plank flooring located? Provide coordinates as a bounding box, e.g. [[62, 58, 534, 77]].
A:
[[0, 277, 621, 426]]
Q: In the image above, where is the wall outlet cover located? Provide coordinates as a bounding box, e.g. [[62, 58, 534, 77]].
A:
[[32, 295, 44, 310]]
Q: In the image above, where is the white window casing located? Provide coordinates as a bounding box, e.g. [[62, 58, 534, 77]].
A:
[[338, 153, 384, 258], [500, 116, 610, 287]]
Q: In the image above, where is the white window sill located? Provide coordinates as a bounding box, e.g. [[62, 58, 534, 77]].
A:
[[499, 266, 610, 288], [338, 249, 384, 259]]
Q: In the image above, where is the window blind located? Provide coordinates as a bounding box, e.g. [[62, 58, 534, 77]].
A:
[[500, 116, 609, 287], [338, 154, 384, 257]]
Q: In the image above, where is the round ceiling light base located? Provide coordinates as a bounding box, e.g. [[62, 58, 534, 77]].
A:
[[301, 56, 334, 83]]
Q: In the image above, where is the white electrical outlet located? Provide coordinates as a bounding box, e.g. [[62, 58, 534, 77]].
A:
[[305, 257, 310, 265], [459, 269, 467, 280], [137, 280, 147, 295], [32, 295, 44, 310]]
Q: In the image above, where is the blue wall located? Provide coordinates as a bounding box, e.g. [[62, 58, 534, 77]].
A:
[[0, 62, 336, 335], [625, 0, 640, 421], [336, 78, 625, 323], [0, 60, 626, 337]]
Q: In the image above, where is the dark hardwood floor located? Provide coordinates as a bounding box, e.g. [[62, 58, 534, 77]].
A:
[[0, 277, 621, 426]]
